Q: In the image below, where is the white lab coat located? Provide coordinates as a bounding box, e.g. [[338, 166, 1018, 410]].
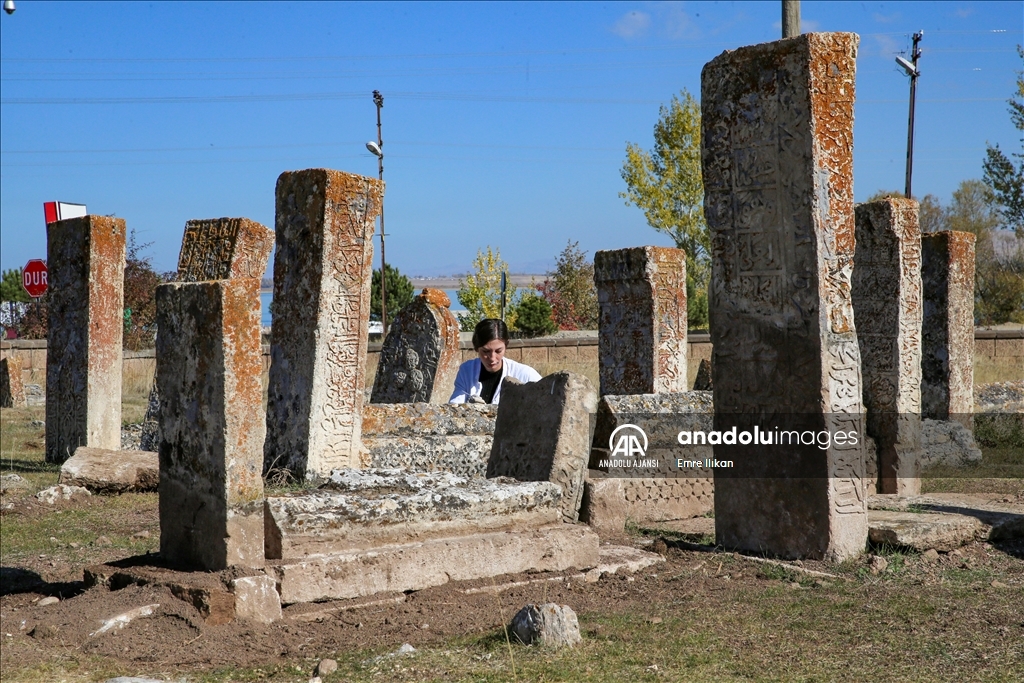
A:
[[448, 357, 542, 405]]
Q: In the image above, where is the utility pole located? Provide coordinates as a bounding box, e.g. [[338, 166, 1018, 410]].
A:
[[898, 32, 924, 199], [782, 0, 800, 38], [371, 90, 387, 336]]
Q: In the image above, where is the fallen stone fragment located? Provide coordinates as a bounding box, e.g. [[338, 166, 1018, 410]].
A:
[[59, 447, 158, 493], [37, 596, 59, 606], [0, 473, 29, 492], [315, 659, 338, 677], [89, 603, 160, 637], [868, 510, 983, 551], [595, 545, 665, 576], [921, 549, 940, 563], [231, 575, 281, 624], [35, 484, 91, 504], [869, 555, 889, 575], [509, 603, 581, 647]]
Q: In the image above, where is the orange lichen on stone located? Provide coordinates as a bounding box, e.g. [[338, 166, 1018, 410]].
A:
[[420, 287, 451, 308]]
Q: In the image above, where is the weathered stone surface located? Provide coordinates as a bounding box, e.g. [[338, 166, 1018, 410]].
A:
[[488, 372, 598, 522], [594, 246, 687, 396], [176, 217, 273, 282], [853, 198, 923, 496], [270, 524, 599, 604], [265, 169, 383, 479], [361, 403, 497, 477], [139, 385, 160, 452], [868, 510, 982, 551], [0, 473, 29, 492], [920, 418, 982, 467], [868, 493, 1023, 541], [231, 575, 281, 624], [36, 484, 92, 504], [594, 545, 666, 575], [510, 603, 581, 647], [265, 468, 563, 558], [156, 279, 265, 570], [922, 231, 976, 426], [589, 392, 714, 521], [0, 356, 26, 408], [371, 288, 460, 404], [579, 475, 626, 537], [59, 447, 158, 493], [46, 215, 126, 463], [701, 33, 867, 560]]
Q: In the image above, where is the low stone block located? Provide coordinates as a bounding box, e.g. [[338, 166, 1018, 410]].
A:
[[59, 447, 158, 493], [579, 475, 626, 537], [363, 435, 493, 478], [0, 356, 26, 408], [231, 575, 281, 624], [265, 469, 563, 558], [270, 524, 600, 604], [488, 372, 598, 522], [867, 510, 983, 551]]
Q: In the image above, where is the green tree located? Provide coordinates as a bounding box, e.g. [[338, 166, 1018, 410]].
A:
[[539, 241, 598, 330], [515, 292, 557, 337], [456, 247, 518, 331], [1, 269, 30, 304], [371, 264, 414, 322], [122, 230, 166, 350], [982, 45, 1024, 237], [620, 89, 710, 330]]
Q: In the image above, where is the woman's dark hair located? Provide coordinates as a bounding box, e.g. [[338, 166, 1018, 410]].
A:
[[472, 318, 510, 350]]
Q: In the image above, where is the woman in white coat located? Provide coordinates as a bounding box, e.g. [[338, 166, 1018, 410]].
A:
[[449, 318, 541, 404]]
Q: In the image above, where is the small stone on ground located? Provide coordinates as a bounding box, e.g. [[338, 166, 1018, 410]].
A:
[[509, 603, 581, 647]]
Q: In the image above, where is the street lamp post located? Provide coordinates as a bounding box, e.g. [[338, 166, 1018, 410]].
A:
[[367, 90, 388, 336], [897, 32, 923, 199]]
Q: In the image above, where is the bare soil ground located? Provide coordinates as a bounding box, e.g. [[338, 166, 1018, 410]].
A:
[[2, 405, 1023, 682]]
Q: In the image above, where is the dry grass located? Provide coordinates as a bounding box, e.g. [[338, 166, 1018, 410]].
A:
[[974, 354, 1024, 384]]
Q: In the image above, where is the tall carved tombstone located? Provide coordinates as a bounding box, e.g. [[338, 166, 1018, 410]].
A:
[[852, 199, 923, 496], [45, 216, 126, 463], [921, 231, 976, 428], [594, 246, 687, 396], [701, 33, 867, 561], [156, 218, 271, 569], [371, 288, 460, 404], [264, 169, 383, 479], [177, 217, 274, 282], [0, 356, 27, 408]]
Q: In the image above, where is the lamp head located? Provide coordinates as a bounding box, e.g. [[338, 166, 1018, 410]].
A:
[[896, 55, 918, 76], [366, 141, 382, 157], [3, 1, 15, 15]]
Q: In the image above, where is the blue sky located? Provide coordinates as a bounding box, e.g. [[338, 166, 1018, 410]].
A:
[[1, 1, 1021, 277]]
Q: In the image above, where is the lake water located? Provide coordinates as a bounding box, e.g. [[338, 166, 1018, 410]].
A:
[[259, 288, 466, 328]]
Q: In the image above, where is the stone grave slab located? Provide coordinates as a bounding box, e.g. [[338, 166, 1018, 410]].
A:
[[853, 198, 923, 496], [488, 372, 598, 522], [362, 402, 497, 478], [867, 510, 983, 551], [46, 215, 126, 463], [371, 288, 460, 404], [156, 278, 265, 570], [265, 169, 383, 479], [701, 33, 867, 560], [594, 246, 687, 395], [59, 447, 158, 493], [265, 468, 563, 558]]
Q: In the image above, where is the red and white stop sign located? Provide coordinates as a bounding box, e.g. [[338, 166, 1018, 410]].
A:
[[22, 259, 48, 298]]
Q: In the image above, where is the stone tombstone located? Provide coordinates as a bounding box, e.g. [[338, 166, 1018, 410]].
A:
[[45, 216, 126, 463], [176, 217, 274, 282], [921, 231, 976, 428], [0, 356, 26, 408], [370, 288, 460, 404], [156, 278, 266, 570], [594, 246, 688, 396], [487, 372, 598, 522], [852, 199, 923, 496], [264, 169, 383, 479], [701, 33, 867, 561]]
